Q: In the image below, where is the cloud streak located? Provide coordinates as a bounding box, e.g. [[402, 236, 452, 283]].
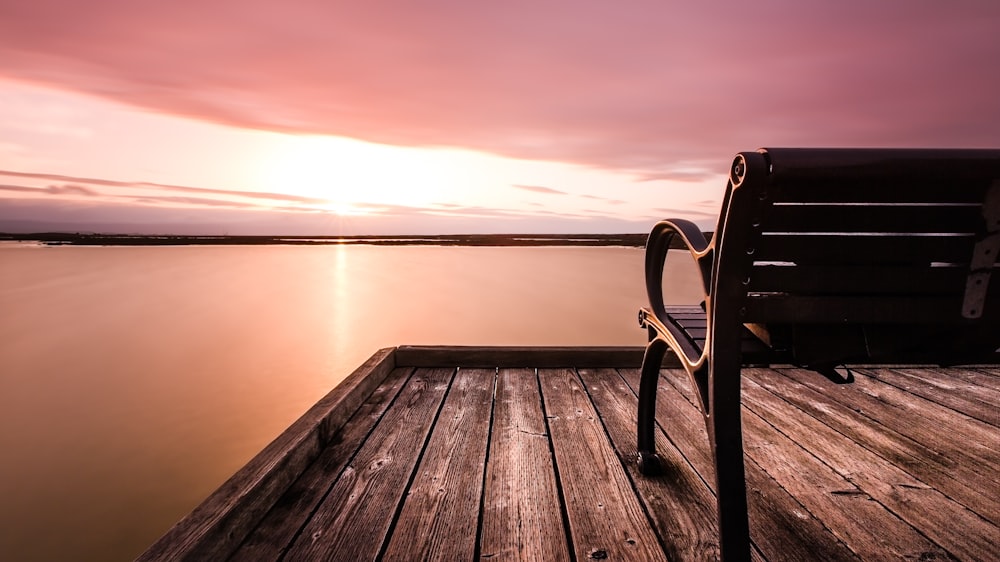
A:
[[512, 184, 568, 195], [0, 169, 331, 205], [1, 1, 996, 180]]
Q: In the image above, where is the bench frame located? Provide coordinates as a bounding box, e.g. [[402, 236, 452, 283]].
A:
[[637, 148, 1000, 561]]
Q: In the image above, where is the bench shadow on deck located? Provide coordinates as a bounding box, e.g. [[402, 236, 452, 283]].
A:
[[140, 347, 1000, 561]]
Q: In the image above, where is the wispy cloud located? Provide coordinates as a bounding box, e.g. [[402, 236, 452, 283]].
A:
[[512, 184, 568, 195], [46, 183, 99, 196], [0, 182, 100, 196], [579, 194, 626, 205], [650, 207, 718, 221], [0, 169, 330, 205], [1, 180, 283, 213], [0, 183, 41, 193], [637, 168, 726, 183], [128, 195, 260, 209]]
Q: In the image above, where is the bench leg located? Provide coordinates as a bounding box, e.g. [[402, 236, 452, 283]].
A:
[[637, 338, 667, 475], [709, 363, 752, 562], [636, 328, 752, 559]]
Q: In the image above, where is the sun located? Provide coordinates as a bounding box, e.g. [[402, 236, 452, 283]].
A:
[[259, 134, 453, 211]]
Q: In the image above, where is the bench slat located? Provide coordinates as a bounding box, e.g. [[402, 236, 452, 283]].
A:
[[764, 148, 1000, 184], [755, 234, 976, 265], [743, 294, 986, 324], [762, 204, 983, 234], [769, 180, 991, 204], [749, 264, 999, 296]]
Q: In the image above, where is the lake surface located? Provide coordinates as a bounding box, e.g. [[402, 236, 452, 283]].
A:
[[0, 244, 701, 561]]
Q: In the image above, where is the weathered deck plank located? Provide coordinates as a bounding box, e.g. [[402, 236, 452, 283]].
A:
[[283, 367, 454, 560], [742, 375, 997, 561], [742, 393, 952, 560], [577, 368, 720, 561], [964, 367, 1000, 393], [479, 369, 571, 561], [781, 367, 1000, 488], [748, 367, 999, 526], [539, 368, 666, 560], [141, 347, 1000, 562], [381, 368, 495, 561], [864, 366, 999, 426], [620, 368, 861, 562]]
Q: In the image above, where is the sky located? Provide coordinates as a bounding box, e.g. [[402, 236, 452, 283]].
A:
[[0, 0, 998, 235]]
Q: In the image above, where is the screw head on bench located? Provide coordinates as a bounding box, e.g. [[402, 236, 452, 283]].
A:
[[731, 155, 747, 186]]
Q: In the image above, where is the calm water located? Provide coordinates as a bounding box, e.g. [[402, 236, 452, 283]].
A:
[[0, 244, 701, 561]]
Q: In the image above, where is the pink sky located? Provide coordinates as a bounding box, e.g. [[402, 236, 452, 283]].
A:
[[1, 0, 998, 234]]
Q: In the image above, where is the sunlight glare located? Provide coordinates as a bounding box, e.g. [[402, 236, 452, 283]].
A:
[[261, 135, 455, 209]]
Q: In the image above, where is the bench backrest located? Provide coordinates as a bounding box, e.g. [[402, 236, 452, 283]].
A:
[[711, 148, 1000, 364]]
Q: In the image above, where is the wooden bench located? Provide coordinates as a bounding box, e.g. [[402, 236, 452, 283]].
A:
[[636, 147, 1000, 561]]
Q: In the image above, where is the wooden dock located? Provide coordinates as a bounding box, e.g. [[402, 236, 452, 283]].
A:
[[139, 346, 999, 561]]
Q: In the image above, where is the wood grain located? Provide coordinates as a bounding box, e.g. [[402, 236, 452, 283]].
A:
[[283, 367, 453, 561], [781, 367, 1000, 487], [577, 368, 721, 561], [538, 368, 666, 560], [743, 375, 997, 560], [620, 368, 859, 562], [864, 367, 999, 427], [748, 367, 999, 526], [381, 368, 495, 561], [742, 405, 951, 560], [479, 368, 572, 561]]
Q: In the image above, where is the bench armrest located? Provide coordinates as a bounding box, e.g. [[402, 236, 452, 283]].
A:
[[644, 219, 712, 327]]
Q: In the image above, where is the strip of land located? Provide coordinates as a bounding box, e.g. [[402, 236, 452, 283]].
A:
[[1, 232, 655, 247]]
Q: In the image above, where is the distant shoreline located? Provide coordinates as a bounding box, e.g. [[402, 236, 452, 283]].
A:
[[1, 232, 656, 247]]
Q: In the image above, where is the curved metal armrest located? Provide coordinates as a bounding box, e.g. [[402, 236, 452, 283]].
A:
[[644, 219, 712, 327]]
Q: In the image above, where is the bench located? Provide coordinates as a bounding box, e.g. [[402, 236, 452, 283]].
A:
[[636, 147, 1000, 561]]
